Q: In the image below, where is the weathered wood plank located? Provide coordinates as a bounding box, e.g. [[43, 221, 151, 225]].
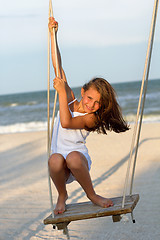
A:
[[44, 194, 139, 225]]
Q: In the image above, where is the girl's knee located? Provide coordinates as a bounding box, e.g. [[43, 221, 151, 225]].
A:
[[48, 153, 56, 166], [66, 151, 86, 170], [48, 153, 65, 172]]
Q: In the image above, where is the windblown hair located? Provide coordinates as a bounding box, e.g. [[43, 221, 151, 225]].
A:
[[83, 78, 129, 134]]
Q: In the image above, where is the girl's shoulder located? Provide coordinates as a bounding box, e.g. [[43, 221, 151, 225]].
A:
[[68, 98, 77, 106], [68, 99, 80, 113]]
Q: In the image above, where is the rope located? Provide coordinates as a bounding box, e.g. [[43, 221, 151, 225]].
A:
[[129, 0, 159, 195], [49, 0, 59, 147], [122, 0, 159, 208], [47, 5, 70, 238], [49, 0, 59, 145], [47, 0, 60, 217], [47, 0, 54, 217]]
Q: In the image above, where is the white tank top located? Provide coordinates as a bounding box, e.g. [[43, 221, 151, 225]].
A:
[[51, 99, 90, 156]]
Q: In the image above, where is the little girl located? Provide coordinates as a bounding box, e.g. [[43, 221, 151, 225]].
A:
[[48, 17, 129, 215]]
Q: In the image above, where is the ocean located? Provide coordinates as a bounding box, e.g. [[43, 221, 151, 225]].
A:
[[0, 79, 160, 134]]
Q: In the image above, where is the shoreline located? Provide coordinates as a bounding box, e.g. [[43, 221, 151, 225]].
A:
[[0, 119, 160, 135], [0, 117, 160, 135], [0, 122, 160, 239]]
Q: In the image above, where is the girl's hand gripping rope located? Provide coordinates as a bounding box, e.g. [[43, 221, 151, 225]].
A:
[[53, 77, 66, 94], [48, 17, 58, 33]]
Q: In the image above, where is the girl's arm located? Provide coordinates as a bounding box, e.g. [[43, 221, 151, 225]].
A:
[[54, 77, 96, 130], [48, 17, 75, 102]]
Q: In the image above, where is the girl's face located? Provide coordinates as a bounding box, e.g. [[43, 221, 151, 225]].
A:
[[81, 87, 101, 113]]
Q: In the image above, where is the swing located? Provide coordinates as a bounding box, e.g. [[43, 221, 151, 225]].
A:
[[44, 194, 139, 228], [44, 0, 159, 234]]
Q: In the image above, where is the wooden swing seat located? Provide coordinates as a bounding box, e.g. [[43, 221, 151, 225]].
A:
[[44, 194, 139, 229]]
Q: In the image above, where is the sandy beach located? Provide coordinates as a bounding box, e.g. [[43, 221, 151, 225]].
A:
[[0, 122, 160, 240]]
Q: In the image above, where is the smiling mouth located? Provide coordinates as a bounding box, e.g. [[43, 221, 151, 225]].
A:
[[86, 105, 93, 111]]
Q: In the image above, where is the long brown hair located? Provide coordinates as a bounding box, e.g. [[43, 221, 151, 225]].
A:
[[83, 78, 129, 134]]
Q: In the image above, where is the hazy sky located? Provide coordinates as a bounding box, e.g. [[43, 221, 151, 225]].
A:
[[0, 0, 160, 95]]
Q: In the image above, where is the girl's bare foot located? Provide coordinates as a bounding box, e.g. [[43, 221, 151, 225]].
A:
[[89, 194, 113, 208], [54, 193, 68, 215]]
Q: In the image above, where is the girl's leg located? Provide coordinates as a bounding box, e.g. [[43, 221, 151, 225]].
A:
[[48, 153, 70, 214], [66, 151, 113, 208]]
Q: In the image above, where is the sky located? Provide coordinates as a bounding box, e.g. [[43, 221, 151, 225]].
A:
[[0, 0, 160, 95]]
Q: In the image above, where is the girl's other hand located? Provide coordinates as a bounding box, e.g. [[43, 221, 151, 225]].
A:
[[48, 17, 58, 33], [53, 77, 65, 93]]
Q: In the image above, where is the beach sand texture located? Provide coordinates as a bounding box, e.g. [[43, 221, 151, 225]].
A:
[[0, 123, 160, 240]]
